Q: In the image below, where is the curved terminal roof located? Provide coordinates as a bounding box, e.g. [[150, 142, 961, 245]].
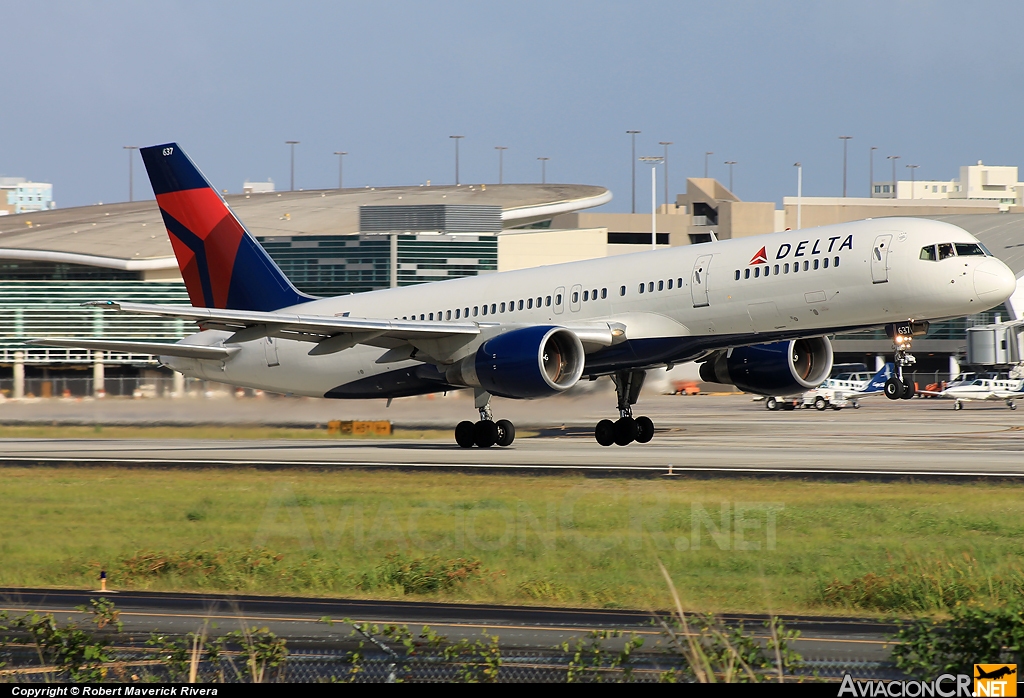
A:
[[0, 183, 611, 271]]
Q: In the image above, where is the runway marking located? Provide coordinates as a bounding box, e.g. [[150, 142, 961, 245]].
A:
[[1, 455, 1022, 478]]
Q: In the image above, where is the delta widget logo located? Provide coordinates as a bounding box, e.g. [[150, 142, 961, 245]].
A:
[[749, 246, 768, 265], [975, 664, 1017, 697]]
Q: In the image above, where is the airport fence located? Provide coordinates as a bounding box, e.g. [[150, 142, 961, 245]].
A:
[[0, 375, 239, 399], [0, 645, 908, 684]]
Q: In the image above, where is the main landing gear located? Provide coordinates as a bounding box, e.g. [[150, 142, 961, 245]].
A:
[[884, 323, 919, 401], [455, 390, 515, 448], [595, 370, 655, 447]]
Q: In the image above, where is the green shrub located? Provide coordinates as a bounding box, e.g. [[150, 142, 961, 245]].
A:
[[362, 553, 485, 594]]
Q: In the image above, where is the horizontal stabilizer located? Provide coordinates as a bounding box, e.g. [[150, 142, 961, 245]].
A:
[[27, 338, 237, 360]]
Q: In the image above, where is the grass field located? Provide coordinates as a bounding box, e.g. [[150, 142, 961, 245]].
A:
[[0, 466, 1021, 616]]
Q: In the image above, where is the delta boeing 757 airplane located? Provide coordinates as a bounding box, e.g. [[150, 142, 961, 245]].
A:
[[34, 144, 1017, 448]]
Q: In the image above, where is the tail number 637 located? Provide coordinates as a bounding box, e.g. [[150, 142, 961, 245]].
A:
[[162, 147, 174, 156]]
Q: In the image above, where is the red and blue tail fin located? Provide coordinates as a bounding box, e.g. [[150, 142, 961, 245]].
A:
[[140, 143, 314, 311]]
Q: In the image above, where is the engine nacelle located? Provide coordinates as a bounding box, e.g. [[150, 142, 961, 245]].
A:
[[699, 337, 833, 396], [445, 326, 585, 399]]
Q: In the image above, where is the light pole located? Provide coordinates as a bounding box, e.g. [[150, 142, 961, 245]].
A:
[[906, 164, 919, 199], [627, 130, 640, 213], [537, 157, 549, 184], [704, 151, 713, 178], [887, 155, 900, 198], [794, 162, 803, 230], [724, 161, 737, 193], [495, 146, 508, 184], [659, 141, 672, 210], [869, 146, 878, 197], [639, 156, 664, 250], [333, 151, 347, 190], [123, 146, 138, 202], [839, 136, 852, 197], [449, 135, 464, 185], [285, 141, 299, 191]]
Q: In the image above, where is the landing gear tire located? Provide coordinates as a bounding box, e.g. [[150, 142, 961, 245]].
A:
[[814, 397, 827, 411], [766, 397, 779, 411], [455, 420, 476, 448], [954, 400, 963, 411], [1008, 401, 1017, 411], [635, 416, 655, 444], [495, 419, 516, 446], [613, 417, 637, 446], [884, 377, 904, 400], [901, 382, 915, 400], [852, 401, 861, 409], [595, 419, 616, 447], [473, 420, 498, 448]]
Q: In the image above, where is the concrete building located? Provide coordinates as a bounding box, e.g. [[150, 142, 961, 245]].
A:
[[872, 162, 1023, 208], [0, 178, 55, 215]]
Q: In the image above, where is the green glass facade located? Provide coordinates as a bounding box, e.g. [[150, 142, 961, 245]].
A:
[[257, 234, 498, 296]]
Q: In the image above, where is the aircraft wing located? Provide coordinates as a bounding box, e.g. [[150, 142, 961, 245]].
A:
[[27, 338, 237, 360], [81, 300, 480, 347], [60, 301, 624, 360]]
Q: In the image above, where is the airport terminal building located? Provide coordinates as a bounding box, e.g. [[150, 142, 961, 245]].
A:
[[0, 176, 1021, 398]]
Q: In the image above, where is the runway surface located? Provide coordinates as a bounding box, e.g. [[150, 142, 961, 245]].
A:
[[0, 587, 898, 663], [1, 395, 1022, 477]]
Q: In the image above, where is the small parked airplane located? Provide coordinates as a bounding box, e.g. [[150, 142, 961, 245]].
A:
[[797, 363, 895, 410], [31, 143, 1017, 446], [919, 371, 1024, 410]]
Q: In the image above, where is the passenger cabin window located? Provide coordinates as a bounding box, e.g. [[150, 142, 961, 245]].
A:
[[490, 303, 496, 314], [813, 259, 820, 270], [784, 263, 790, 273], [481, 305, 487, 316], [555, 294, 562, 305], [938, 243, 955, 260], [546, 296, 552, 307], [744, 268, 750, 279], [583, 290, 589, 302], [667, 279, 673, 289], [473, 306, 478, 317], [648, 281, 654, 292], [537, 297, 542, 307], [601, 288, 607, 299], [677, 277, 683, 287], [429, 312, 434, 320], [834, 256, 840, 267], [638, 283, 645, 293], [571, 291, 579, 303], [455, 309, 460, 319], [447, 310, 452, 320], [754, 267, 760, 278], [500, 302, 506, 312], [735, 270, 741, 281], [658, 280, 664, 291], [803, 260, 809, 271], [822, 258, 829, 268], [527, 298, 533, 309], [619, 286, 626, 296], [591, 289, 597, 300], [518, 300, 524, 310], [920, 245, 937, 261], [773, 264, 780, 275], [955, 243, 986, 256]]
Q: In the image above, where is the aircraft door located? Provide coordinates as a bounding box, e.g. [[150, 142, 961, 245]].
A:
[[264, 336, 280, 367], [569, 284, 582, 312], [871, 234, 892, 284], [553, 286, 565, 315], [691, 254, 712, 308]]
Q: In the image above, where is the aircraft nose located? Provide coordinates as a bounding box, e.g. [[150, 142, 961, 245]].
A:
[[974, 258, 1017, 304]]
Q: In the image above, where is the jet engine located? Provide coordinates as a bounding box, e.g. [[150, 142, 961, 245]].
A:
[[699, 337, 833, 396], [445, 325, 586, 399]]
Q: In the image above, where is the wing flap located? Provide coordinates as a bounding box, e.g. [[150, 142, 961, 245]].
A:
[[84, 301, 482, 343], [26, 338, 237, 360]]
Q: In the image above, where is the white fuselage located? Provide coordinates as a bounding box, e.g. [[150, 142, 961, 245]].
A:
[[162, 217, 1016, 399]]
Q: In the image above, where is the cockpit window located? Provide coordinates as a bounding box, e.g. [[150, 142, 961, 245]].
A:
[[979, 242, 993, 256], [954, 242, 986, 257], [938, 242, 955, 260], [920, 245, 937, 261]]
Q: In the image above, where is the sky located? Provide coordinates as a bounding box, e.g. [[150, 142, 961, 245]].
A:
[[4, 1, 1023, 211]]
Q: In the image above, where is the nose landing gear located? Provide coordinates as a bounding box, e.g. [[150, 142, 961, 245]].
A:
[[595, 370, 655, 446], [455, 390, 515, 448], [884, 322, 920, 401]]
